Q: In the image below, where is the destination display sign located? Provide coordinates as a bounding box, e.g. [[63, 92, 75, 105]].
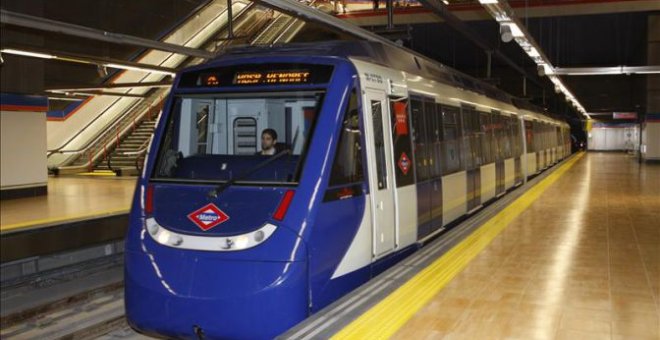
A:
[[179, 64, 333, 88], [233, 70, 311, 85]]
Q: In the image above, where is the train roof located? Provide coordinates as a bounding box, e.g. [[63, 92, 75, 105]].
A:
[[215, 41, 565, 125]]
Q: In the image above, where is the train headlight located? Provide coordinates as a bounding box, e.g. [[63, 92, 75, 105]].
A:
[[144, 218, 277, 252], [254, 230, 265, 243], [157, 230, 171, 244], [234, 235, 250, 250], [146, 218, 159, 235]]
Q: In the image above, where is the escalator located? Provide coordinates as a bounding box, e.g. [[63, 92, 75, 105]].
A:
[[50, 0, 325, 175]]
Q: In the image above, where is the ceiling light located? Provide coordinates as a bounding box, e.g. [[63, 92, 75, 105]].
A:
[[479, 0, 499, 4], [1, 48, 55, 59], [500, 25, 513, 43], [97, 65, 108, 77], [48, 97, 84, 102], [104, 63, 176, 76]]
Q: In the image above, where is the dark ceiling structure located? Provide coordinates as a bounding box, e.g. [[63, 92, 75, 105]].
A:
[[0, 0, 657, 128]]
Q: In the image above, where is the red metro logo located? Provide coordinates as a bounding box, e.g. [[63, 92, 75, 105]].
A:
[[398, 152, 410, 175], [187, 203, 229, 231]]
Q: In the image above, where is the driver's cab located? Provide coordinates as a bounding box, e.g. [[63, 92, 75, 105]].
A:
[[155, 92, 322, 184]]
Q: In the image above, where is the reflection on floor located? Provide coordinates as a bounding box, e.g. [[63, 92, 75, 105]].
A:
[[392, 153, 660, 340], [1, 176, 137, 231]]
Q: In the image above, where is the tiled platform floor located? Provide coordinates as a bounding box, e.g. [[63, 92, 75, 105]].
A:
[[1, 176, 136, 231], [393, 153, 660, 340]]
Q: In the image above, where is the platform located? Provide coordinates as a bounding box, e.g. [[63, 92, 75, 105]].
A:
[[1, 176, 136, 263], [1, 176, 136, 233], [285, 152, 659, 340]]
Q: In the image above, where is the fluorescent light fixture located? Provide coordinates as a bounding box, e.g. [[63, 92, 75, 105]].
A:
[[104, 63, 176, 76], [506, 23, 524, 38], [527, 47, 540, 58], [479, 0, 499, 4], [1, 48, 55, 59], [48, 97, 84, 102], [552, 66, 660, 76]]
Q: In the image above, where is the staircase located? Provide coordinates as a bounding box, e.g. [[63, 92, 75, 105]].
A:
[[97, 118, 158, 176]]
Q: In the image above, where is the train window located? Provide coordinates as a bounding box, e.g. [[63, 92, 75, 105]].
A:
[[498, 115, 511, 159], [424, 100, 440, 178], [329, 90, 363, 186], [525, 120, 534, 153], [462, 105, 481, 169], [491, 112, 504, 161], [195, 102, 213, 154], [390, 98, 415, 187], [371, 100, 388, 190], [510, 116, 521, 157], [410, 98, 429, 181], [441, 105, 462, 174], [152, 91, 324, 184], [480, 112, 492, 164]]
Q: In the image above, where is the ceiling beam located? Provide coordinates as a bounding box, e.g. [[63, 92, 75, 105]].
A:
[[415, 0, 542, 87], [46, 81, 173, 93], [551, 66, 660, 76], [0, 9, 215, 59], [1, 46, 178, 75], [254, 0, 400, 48], [46, 90, 149, 98]]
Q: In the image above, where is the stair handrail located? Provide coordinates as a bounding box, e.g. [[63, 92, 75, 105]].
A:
[[53, 92, 166, 174], [107, 135, 152, 172], [47, 97, 145, 157]]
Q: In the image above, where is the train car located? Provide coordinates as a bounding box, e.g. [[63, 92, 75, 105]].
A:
[[124, 41, 570, 339]]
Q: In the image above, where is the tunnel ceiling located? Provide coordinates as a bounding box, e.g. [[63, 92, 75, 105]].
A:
[[0, 0, 655, 122]]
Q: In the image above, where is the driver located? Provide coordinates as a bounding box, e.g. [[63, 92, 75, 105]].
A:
[[259, 128, 278, 155]]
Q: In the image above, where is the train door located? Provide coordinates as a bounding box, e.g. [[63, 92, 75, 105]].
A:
[[364, 89, 397, 257], [462, 106, 481, 213]]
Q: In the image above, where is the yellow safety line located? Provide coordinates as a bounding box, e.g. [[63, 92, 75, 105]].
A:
[[76, 171, 117, 176], [1, 207, 130, 233], [332, 152, 584, 340]]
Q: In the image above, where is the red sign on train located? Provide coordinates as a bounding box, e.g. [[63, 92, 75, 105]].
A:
[[393, 102, 409, 135], [188, 203, 230, 231]]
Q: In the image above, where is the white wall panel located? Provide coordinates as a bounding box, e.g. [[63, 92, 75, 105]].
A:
[[1, 111, 47, 189]]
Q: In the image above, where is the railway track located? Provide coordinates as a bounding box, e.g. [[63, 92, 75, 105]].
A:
[[1, 253, 146, 339]]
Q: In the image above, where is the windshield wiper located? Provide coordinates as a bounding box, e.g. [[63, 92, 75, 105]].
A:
[[207, 149, 292, 198]]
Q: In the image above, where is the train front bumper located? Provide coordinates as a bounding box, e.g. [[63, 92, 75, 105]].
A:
[[125, 248, 308, 340]]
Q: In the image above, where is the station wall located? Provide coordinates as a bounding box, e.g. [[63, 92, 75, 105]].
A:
[[587, 124, 639, 151], [1, 103, 48, 198]]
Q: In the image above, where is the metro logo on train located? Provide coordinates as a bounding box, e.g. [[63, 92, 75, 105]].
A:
[[187, 204, 229, 231], [398, 152, 411, 175]]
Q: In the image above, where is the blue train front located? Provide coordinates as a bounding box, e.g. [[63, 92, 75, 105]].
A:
[[125, 55, 371, 339], [125, 42, 572, 339]]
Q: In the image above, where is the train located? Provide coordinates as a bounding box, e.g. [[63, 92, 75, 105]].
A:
[[125, 41, 571, 339]]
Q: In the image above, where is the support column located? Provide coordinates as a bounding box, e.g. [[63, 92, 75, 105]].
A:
[[1, 94, 49, 199], [642, 14, 660, 161]]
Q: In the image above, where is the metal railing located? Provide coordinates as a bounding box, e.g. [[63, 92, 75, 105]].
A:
[[51, 90, 167, 174], [107, 133, 152, 174]]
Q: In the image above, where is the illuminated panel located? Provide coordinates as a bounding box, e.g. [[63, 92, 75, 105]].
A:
[[234, 70, 311, 85], [180, 64, 333, 88], [204, 74, 220, 86]]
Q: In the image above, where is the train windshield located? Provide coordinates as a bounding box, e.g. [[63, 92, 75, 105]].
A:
[[152, 91, 323, 185]]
